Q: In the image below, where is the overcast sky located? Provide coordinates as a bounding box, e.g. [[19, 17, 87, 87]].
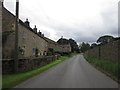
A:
[[4, 0, 119, 44]]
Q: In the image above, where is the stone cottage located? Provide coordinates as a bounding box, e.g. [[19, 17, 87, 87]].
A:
[[2, 3, 71, 59]]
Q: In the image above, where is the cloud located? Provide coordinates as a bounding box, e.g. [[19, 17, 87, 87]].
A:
[[4, 0, 119, 44]]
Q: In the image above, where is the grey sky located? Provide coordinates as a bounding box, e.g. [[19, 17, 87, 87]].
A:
[[4, 0, 119, 44]]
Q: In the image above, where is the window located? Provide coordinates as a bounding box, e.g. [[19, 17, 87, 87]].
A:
[[32, 48, 35, 55], [32, 36, 36, 42], [22, 32, 27, 39]]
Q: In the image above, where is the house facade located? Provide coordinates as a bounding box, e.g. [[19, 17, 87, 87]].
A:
[[2, 4, 71, 59]]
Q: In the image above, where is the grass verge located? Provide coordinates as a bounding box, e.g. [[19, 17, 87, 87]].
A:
[[84, 54, 120, 83], [2, 54, 77, 89]]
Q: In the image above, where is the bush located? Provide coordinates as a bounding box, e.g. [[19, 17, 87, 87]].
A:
[[47, 48, 55, 56]]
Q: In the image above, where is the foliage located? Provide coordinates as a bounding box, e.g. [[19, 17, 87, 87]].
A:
[[69, 38, 80, 53], [97, 35, 114, 44], [35, 48, 39, 57], [80, 42, 90, 52], [91, 43, 98, 48], [47, 48, 55, 56], [69, 52, 77, 57], [84, 54, 119, 83]]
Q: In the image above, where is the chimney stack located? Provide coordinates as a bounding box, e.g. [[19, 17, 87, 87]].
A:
[[24, 18, 30, 27], [1, 0, 4, 7], [38, 30, 42, 36], [42, 34, 44, 37], [33, 25, 37, 33]]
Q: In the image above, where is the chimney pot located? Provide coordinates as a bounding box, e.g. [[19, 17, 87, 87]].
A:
[[38, 31, 42, 36], [33, 25, 37, 33], [2, 1, 4, 6], [25, 18, 30, 27], [42, 34, 44, 37]]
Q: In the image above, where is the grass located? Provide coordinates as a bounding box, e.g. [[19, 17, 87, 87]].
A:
[[2, 54, 77, 89], [84, 54, 120, 83]]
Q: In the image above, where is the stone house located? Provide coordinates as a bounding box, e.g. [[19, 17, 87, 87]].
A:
[[2, 4, 71, 59], [44, 37, 71, 53]]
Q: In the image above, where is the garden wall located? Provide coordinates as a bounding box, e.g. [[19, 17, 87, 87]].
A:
[[85, 39, 119, 62], [2, 55, 59, 74]]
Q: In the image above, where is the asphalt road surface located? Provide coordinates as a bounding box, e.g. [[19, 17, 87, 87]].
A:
[[15, 54, 118, 88]]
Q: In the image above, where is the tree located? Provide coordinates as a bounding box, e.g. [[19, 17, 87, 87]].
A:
[[97, 35, 114, 44], [80, 42, 90, 52], [91, 43, 97, 48], [69, 38, 79, 53]]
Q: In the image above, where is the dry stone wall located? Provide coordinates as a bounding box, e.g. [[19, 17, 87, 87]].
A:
[[2, 55, 58, 74]]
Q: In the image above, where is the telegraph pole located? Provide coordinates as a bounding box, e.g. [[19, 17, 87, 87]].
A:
[[14, 0, 19, 73]]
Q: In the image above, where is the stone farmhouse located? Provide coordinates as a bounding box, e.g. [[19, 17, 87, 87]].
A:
[[2, 4, 71, 59]]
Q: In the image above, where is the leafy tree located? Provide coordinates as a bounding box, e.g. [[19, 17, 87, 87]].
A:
[[91, 43, 97, 48], [97, 35, 114, 44], [69, 38, 79, 53], [80, 42, 90, 52]]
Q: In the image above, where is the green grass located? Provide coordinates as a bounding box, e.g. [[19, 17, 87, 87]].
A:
[[70, 52, 78, 56], [84, 54, 120, 83], [2, 54, 76, 89]]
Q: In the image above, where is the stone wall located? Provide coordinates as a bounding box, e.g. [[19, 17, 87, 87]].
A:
[[44, 37, 71, 53], [2, 33, 15, 58], [2, 6, 16, 59], [2, 6, 15, 32], [47, 43, 71, 53], [85, 39, 119, 62], [18, 23, 48, 58], [2, 55, 58, 74]]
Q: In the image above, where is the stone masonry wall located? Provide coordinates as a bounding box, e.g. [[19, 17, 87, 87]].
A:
[[18, 23, 48, 58], [2, 6, 16, 59], [2, 55, 58, 74], [86, 39, 119, 62]]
